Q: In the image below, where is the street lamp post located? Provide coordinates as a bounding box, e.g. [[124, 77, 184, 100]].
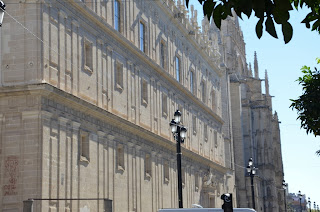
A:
[[170, 110, 187, 209], [298, 191, 302, 212], [282, 180, 287, 212], [0, 0, 5, 27], [308, 197, 311, 212], [246, 157, 257, 210]]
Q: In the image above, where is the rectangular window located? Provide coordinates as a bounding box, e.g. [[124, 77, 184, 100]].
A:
[[145, 153, 152, 178], [211, 90, 216, 111], [164, 160, 169, 183], [176, 56, 181, 82], [114, 0, 120, 32], [140, 22, 145, 52], [181, 167, 185, 186], [192, 115, 197, 135], [115, 61, 123, 91], [195, 173, 199, 191], [190, 70, 195, 94], [160, 41, 167, 69], [141, 79, 148, 105], [80, 131, 89, 162], [162, 93, 168, 117], [214, 131, 218, 148], [201, 81, 206, 102], [84, 40, 93, 72], [204, 124, 208, 141], [117, 144, 125, 171]]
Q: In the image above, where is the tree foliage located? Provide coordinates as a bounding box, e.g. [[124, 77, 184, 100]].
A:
[[290, 58, 320, 154], [186, 0, 320, 43]]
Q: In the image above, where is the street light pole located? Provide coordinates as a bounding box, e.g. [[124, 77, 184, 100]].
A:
[[246, 158, 257, 210], [170, 110, 187, 209], [0, 0, 5, 27], [282, 180, 287, 212], [298, 191, 302, 212]]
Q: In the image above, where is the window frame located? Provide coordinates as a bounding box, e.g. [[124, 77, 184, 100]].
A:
[[117, 144, 125, 171], [141, 78, 148, 106], [175, 56, 181, 82], [84, 39, 93, 73], [115, 60, 124, 92], [139, 21, 146, 53], [80, 130, 90, 162], [160, 40, 167, 69], [114, 0, 121, 32], [145, 153, 152, 178], [162, 93, 168, 117], [190, 70, 195, 94]]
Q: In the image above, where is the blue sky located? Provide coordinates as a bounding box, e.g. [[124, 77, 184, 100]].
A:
[[239, 9, 320, 206], [190, 1, 320, 207]]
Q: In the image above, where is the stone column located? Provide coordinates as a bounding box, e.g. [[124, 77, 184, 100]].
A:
[[71, 20, 79, 95], [71, 121, 81, 211], [107, 134, 115, 205], [98, 130, 107, 208]]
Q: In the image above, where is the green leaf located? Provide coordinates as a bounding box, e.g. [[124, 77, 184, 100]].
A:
[[213, 4, 223, 29], [203, 0, 215, 21], [265, 16, 278, 38], [186, 0, 189, 8], [282, 21, 293, 43], [256, 18, 264, 39]]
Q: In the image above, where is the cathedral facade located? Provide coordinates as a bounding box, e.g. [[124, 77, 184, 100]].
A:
[[0, 0, 284, 211]]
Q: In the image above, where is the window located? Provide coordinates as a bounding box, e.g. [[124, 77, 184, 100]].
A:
[[176, 56, 181, 82], [190, 70, 195, 94], [162, 93, 168, 117], [195, 173, 199, 191], [160, 41, 167, 69], [214, 131, 218, 148], [114, 0, 120, 32], [192, 115, 197, 135], [145, 153, 152, 178], [117, 144, 125, 171], [204, 124, 208, 141], [84, 40, 93, 72], [211, 90, 216, 111], [115, 61, 123, 91], [164, 161, 169, 183], [141, 79, 148, 106], [181, 167, 185, 186], [201, 81, 206, 102], [140, 22, 145, 52], [80, 131, 89, 162]]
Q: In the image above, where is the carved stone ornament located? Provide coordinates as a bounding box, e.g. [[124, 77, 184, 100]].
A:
[[202, 169, 218, 188]]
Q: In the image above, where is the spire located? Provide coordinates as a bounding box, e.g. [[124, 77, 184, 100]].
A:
[[249, 63, 252, 77], [265, 70, 269, 96], [254, 51, 259, 78]]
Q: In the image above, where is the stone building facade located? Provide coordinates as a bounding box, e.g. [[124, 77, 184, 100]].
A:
[[0, 0, 283, 211]]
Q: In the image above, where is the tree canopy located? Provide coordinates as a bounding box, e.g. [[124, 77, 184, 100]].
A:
[[290, 58, 320, 154], [186, 0, 320, 43]]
